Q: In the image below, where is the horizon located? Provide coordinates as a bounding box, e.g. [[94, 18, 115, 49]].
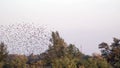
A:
[[0, 0, 120, 55]]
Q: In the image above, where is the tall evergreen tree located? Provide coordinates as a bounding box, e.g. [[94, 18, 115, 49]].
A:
[[44, 31, 82, 68], [48, 31, 67, 58]]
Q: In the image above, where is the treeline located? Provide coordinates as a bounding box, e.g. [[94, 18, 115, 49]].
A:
[[0, 31, 119, 68]]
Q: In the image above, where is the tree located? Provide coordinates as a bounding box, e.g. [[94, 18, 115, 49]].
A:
[[67, 44, 83, 58], [43, 32, 82, 68], [99, 38, 120, 68], [3, 54, 27, 68], [0, 42, 8, 68], [0, 42, 8, 62], [43, 31, 67, 65], [48, 31, 67, 58], [92, 53, 111, 68]]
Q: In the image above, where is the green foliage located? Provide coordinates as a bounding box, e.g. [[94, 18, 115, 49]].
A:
[[43, 31, 112, 68], [67, 44, 83, 58], [97, 59, 111, 68], [99, 38, 120, 68], [43, 32, 83, 68], [52, 56, 77, 68], [0, 31, 117, 68], [3, 55, 27, 68], [0, 42, 8, 68], [0, 43, 8, 62]]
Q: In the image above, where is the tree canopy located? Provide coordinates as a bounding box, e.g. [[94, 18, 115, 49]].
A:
[[99, 38, 120, 68], [0, 42, 8, 62]]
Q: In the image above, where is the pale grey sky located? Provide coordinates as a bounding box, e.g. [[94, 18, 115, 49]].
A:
[[0, 0, 120, 55]]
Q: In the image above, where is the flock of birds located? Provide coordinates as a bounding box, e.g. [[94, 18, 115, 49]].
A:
[[0, 23, 51, 55]]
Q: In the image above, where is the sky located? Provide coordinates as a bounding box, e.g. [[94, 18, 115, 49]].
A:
[[0, 0, 120, 55]]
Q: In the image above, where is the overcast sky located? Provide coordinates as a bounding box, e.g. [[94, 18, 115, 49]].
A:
[[0, 0, 120, 55]]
